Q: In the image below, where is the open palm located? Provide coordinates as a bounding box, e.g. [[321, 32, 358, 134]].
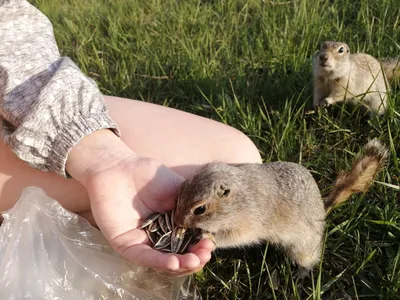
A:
[[85, 154, 214, 273]]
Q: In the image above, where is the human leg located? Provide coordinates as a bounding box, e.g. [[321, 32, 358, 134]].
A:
[[104, 96, 262, 177], [0, 96, 261, 222]]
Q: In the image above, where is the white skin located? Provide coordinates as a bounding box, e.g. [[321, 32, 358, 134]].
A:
[[0, 95, 262, 276]]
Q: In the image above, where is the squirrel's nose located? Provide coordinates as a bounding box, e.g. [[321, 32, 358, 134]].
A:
[[173, 210, 186, 227], [319, 53, 328, 62]]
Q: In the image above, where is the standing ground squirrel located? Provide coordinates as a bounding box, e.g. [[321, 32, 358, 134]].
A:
[[174, 139, 388, 274], [312, 41, 399, 115]]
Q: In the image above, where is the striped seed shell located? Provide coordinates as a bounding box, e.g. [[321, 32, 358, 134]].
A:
[[171, 227, 187, 253], [165, 212, 172, 232], [170, 210, 175, 227], [145, 228, 159, 245], [179, 233, 193, 254], [158, 214, 169, 234], [140, 212, 161, 229], [148, 221, 160, 232], [154, 231, 172, 250]]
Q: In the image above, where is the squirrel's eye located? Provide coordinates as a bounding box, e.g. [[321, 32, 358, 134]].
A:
[[338, 47, 344, 53], [194, 205, 206, 215]]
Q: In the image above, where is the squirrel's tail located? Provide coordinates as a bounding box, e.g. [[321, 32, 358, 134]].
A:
[[380, 57, 400, 83], [324, 139, 388, 213]]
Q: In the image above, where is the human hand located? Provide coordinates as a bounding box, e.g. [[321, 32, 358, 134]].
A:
[[66, 129, 215, 275]]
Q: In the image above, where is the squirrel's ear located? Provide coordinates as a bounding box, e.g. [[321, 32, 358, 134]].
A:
[[217, 184, 231, 198]]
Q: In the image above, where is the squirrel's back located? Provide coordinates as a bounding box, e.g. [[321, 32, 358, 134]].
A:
[[350, 53, 384, 74], [380, 57, 400, 83], [238, 138, 388, 215], [237, 161, 324, 214]]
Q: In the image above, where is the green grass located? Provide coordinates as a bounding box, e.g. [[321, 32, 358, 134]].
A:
[[29, 0, 400, 298]]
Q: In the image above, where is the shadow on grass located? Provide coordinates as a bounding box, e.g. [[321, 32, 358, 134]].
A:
[[110, 58, 314, 113]]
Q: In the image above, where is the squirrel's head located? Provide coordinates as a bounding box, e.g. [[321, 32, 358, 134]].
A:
[[174, 163, 242, 233], [317, 41, 350, 70]]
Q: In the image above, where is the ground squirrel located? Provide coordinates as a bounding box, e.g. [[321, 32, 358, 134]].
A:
[[312, 41, 399, 115], [173, 139, 388, 274]]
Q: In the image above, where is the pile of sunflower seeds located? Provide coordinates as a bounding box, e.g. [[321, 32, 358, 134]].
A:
[[140, 210, 203, 254]]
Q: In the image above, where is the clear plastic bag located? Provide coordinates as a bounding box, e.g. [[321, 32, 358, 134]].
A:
[[0, 186, 201, 300]]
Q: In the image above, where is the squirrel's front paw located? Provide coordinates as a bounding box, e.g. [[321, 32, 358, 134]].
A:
[[294, 267, 312, 288], [314, 98, 331, 109], [199, 231, 216, 246], [295, 267, 311, 280]]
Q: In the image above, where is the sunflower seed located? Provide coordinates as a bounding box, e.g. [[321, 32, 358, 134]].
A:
[[148, 221, 160, 232], [179, 233, 193, 254], [165, 212, 172, 231], [158, 214, 169, 233], [171, 227, 186, 253], [142, 211, 208, 255], [145, 228, 159, 245], [170, 210, 175, 227], [140, 212, 161, 229], [160, 247, 172, 253], [154, 231, 172, 249]]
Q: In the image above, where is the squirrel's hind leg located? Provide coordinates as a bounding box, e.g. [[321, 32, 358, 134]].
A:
[[286, 237, 322, 274], [365, 93, 388, 116]]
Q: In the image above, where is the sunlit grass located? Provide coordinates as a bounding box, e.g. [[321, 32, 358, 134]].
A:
[[29, 0, 400, 298]]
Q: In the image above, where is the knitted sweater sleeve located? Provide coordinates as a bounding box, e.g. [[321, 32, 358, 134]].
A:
[[0, 0, 121, 177]]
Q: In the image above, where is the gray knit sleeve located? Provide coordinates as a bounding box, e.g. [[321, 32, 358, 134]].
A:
[[0, 0, 121, 177]]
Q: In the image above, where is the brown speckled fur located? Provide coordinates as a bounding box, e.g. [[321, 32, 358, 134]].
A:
[[174, 139, 388, 271], [313, 41, 392, 115]]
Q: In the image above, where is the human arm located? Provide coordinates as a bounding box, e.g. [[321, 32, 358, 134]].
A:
[[0, 0, 214, 273], [0, 0, 119, 176], [66, 129, 215, 273]]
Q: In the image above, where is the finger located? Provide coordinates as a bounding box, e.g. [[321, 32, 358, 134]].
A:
[[189, 238, 216, 253], [190, 247, 213, 266], [163, 264, 205, 277], [165, 249, 212, 277], [111, 229, 181, 271], [143, 164, 185, 212], [177, 252, 201, 270], [111, 228, 150, 249], [120, 242, 204, 272], [154, 247, 212, 277], [120, 243, 182, 271]]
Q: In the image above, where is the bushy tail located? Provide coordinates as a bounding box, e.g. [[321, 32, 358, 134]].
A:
[[324, 139, 389, 213], [380, 57, 400, 83]]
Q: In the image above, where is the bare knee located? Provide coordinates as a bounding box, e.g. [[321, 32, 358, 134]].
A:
[[220, 127, 262, 164], [104, 96, 262, 169], [168, 123, 262, 178]]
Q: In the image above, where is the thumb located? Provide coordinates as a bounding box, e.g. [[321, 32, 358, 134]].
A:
[[142, 164, 185, 212]]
